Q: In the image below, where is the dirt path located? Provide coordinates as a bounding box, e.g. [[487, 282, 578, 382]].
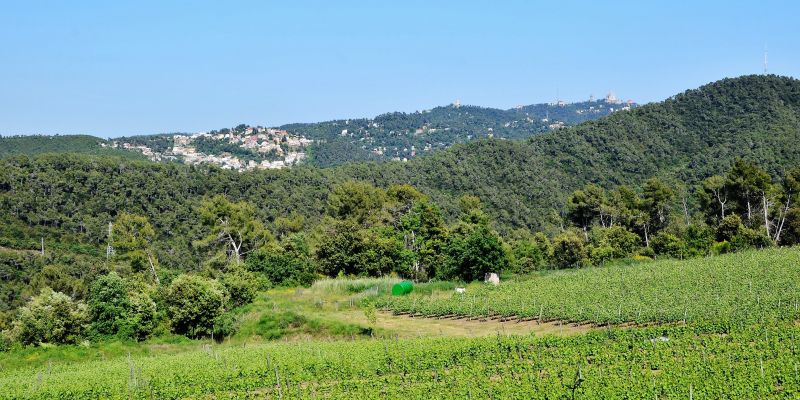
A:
[[317, 310, 591, 337]]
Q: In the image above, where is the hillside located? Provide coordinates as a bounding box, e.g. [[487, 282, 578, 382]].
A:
[[0, 135, 147, 161], [281, 99, 631, 166], [83, 99, 627, 170], [1, 75, 797, 236]]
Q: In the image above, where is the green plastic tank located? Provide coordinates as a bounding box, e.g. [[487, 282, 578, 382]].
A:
[[391, 281, 414, 296]]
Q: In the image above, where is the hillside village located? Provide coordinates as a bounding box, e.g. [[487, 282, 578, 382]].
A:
[[105, 126, 313, 171], [102, 94, 635, 169]]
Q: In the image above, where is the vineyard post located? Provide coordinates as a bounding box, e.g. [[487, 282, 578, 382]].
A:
[[275, 366, 283, 400]]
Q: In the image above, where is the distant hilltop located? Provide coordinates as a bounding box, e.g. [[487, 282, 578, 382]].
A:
[[1, 96, 637, 170]]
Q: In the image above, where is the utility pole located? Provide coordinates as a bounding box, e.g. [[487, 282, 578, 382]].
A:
[[106, 222, 114, 260], [764, 45, 768, 74]]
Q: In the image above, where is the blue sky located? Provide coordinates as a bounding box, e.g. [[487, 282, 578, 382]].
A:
[[1, 1, 798, 137]]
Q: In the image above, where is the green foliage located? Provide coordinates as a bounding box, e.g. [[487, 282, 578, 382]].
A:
[[165, 275, 227, 339], [8, 288, 88, 346], [246, 234, 315, 287], [651, 232, 687, 259], [590, 226, 641, 260], [87, 273, 130, 337], [716, 214, 743, 241], [552, 230, 589, 269], [283, 100, 622, 166], [0, 135, 147, 160], [507, 234, 551, 273], [443, 225, 507, 281], [3, 324, 800, 398], [326, 181, 386, 224], [220, 267, 259, 308], [196, 195, 273, 266]]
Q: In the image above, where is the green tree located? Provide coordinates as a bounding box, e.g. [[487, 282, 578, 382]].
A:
[[10, 288, 88, 345], [698, 175, 730, 223], [197, 195, 272, 266], [247, 233, 316, 287], [166, 275, 227, 338], [220, 267, 259, 308], [326, 181, 385, 225], [87, 273, 130, 336], [726, 160, 771, 224], [444, 225, 507, 281], [566, 184, 608, 236], [552, 230, 589, 269], [591, 226, 641, 260], [112, 213, 159, 283]]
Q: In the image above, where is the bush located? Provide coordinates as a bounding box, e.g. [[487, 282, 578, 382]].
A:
[[589, 245, 615, 265], [651, 232, 686, 259], [123, 289, 158, 341], [508, 240, 548, 273], [731, 227, 773, 251], [711, 240, 732, 255], [684, 224, 714, 257], [166, 275, 227, 338], [552, 230, 589, 269], [591, 226, 640, 259], [9, 288, 88, 346], [88, 273, 158, 341], [249, 234, 317, 286], [221, 267, 259, 308], [88, 273, 131, 337], [716, 214, 743, 242]]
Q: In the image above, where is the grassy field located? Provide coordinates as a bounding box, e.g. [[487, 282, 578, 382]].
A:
[[2, 248, 800, 398], [377, 248, 800, 327]]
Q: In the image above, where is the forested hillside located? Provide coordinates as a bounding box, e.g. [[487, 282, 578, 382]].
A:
[[282, 99, 629, 166], [0, 135, 146, 160], [1, 75, 798, 237]]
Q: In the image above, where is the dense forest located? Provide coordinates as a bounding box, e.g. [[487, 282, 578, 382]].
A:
[[1, 74, 800, 347]]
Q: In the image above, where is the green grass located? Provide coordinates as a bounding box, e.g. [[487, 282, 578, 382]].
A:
[[0, 335, 195, 373], [377, 247, 800, 327]]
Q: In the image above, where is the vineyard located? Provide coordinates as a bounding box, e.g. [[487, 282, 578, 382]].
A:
[[2, 248, 800, 398], [1, 324, 798, 399], [376, 248, 800, 327]]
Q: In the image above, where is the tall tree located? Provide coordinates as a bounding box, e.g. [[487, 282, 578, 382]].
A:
[[197, 196, 272, 266], [112, 213, 159, 284], [726, 160, 771, 224]]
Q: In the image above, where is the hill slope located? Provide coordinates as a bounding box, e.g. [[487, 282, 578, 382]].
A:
[[0, 75, 798, 243], [0, 135, 147, 160]]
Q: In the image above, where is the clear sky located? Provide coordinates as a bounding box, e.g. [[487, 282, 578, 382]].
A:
[[1, 1, 798, 138]]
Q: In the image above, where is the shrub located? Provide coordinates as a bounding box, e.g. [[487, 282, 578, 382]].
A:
[[88, 273, 158, 341], [716, 214, 743, 242], [88, 273, 131, 336], [591, 226, 641, 259], [10, 288, 88, 345], [444, 225, 508, 281], [166, 275, 227, 338], [652, 232, 687, 259], [552, 230, 589, 269], [221, 267, 259, 308]]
